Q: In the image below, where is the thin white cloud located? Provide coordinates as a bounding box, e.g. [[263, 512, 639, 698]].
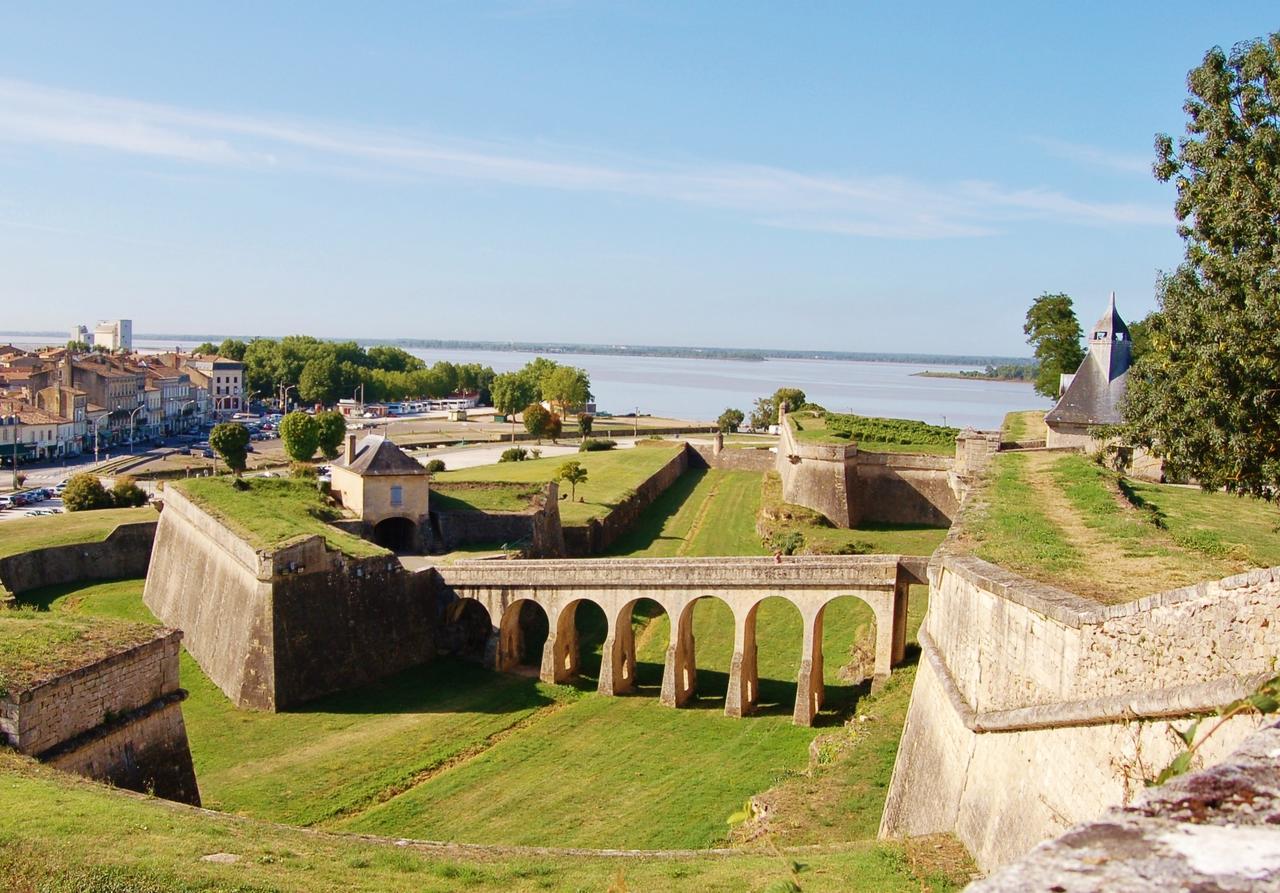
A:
[[1031, 136, 1153, 175], [0, 78, 1171, 239]]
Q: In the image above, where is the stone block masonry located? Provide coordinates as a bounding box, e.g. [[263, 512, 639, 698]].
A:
[[0, 519, 156, 595], [561, 445, 690, 555], [0, 628, 199, 805]]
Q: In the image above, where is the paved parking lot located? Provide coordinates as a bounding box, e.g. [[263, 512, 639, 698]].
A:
[[0, 495, 65, 522]]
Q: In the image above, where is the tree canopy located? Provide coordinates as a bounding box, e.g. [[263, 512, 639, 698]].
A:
[[718, 408, 744, 433], [210, 422, 250, 475], [557, 459, 588, 501], [1024, 293, 1085, 400], [523, 403, 553, 441], [279, 411, 320, 463], [1123, 34, 1280, 500], [314, 411, 347, 461]]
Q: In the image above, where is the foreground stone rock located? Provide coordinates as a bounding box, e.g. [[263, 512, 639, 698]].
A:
[[971, 721, 1280, 891]]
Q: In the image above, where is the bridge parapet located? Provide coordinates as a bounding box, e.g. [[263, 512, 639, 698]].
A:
[[432, 554, 916, 726]]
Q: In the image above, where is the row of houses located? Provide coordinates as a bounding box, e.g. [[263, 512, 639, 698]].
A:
[[0, 346, 246, 463]]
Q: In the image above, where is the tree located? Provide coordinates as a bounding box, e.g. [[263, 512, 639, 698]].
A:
[[541, 365, 591, 414], [773, 388, 806, 415], [193, 342, 218, 355], [547, 412, 563, 442], [749, 396, 775, 431], [279, 411, 319, 462], [111, 476, 149, 508], [491, 372, 536, 437], [1024, 293, 1085, 399], [218, 338, 248, 361], [557, 460, 588, 501], [424, 458, 446, 473], [578, 413, 594, 438], [314, 410, 347, 461], [61, 473, 112, 511], [523, 403, 553, 441], [210, 422, 250, 475], [1122, 31, 1280, 500], [298, 357, 339, 406], [718, 408, 745, 433]]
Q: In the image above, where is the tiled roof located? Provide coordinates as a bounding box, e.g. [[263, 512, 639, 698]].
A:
[[338, 435, 427, 476]]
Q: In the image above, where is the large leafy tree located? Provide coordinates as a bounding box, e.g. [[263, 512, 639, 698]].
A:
[[541, 365, 591, 413], [314, 410, 347, 460], [1024, 293, 1085, 400], [209, 422, 250, 475], [278, 411, 320, 463], [718, 408, 745, 433], [1124, 34, 1280, 500]]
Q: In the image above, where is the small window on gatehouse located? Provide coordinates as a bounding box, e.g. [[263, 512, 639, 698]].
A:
[[390, 485, 403, 507]]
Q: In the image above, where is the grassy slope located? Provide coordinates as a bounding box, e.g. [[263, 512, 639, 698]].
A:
[[434, 442, 683, 525], [0, 753, 940, 893], [429, 481, 543, 513], [789, 413, 957, 456], [604, 468, 769, 558], [0, 505, 156, 558], [175, 476, 386, 557], [0, 608, 157, 697], [962, 451, 1275, 601]]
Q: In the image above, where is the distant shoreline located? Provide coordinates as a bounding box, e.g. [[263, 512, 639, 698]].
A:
[[912, 370, 1034, 384], [1, 330, 1032, 370]]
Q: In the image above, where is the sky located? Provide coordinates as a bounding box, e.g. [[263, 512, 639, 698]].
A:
[[0, 2, 1276, 355]]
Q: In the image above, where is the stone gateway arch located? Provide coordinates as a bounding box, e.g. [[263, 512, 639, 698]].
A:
[[435, 555, 921, 726]]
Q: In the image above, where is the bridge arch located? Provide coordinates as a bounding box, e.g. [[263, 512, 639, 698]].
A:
[[440, 597, 495, 663], [666, 595, 739, 709], [540, 596, 609, 684], [733, 595, 805, 718], [495, 598, 550, 674], [599, 596, 672, 697]]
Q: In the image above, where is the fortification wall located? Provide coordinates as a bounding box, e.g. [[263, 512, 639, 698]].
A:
[[0, 630, 199, 805], [432, 483, 565, 557], [854, 453, 957, 526], [776, 419, 859, 527], [0, 519, 156, 595], [689, 443, 777, 472], [563, 446, 689, 555], [142, 486, 277, 709], [880, 555, 1276, 870]]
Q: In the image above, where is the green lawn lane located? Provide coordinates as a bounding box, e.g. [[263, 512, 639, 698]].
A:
[[433, 442, 683, 526], [605, 468, 768, 558], [1123, 477, 1280, 568], [0, 505, 157, 558]]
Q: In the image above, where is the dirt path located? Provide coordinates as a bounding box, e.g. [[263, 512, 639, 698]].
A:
[[1020, 452, 1209, 603]]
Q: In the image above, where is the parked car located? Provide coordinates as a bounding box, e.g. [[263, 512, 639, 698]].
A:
[[0, 495, 12, 509], [53, 481, 68, 495], [178, 446, 191, 455], [201, 448, 214, 459]]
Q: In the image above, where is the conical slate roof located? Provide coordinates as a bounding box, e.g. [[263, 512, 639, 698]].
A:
[[338, 435, 427, 476], [1045, 294, 1132, 427]]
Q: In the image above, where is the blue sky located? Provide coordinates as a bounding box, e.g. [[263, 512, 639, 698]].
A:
[[0, 2, 1275, 354]]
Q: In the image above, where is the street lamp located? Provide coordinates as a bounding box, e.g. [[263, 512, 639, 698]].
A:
[[1, 415, 18, 489], [91, 415, 107, 465], [128, 404, 146, 455], [279, 383, 298, 413]]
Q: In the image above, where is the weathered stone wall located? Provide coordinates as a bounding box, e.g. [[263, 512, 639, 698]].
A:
[[854, 453, 957, 526], [689, 443, 777, 472], [145, 485, 441, 711], [46, 697, 199, 805], [0, 629, 199, 805], [143, 485, 277, 709], [562, 446, 689, 555], [776, 418, 860, 527], [971, 721, 1280, 892], [0, 519, 156, 595], [880, 554, 1278, 871], [431, 483, 565, 557]]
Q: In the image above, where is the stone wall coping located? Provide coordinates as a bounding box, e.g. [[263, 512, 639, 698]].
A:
[[854, 452, 954, 471], [919, 627, 1269, 734], [8, 627, 182, 702], [933, 553, 1280, 629], [34, 688, 188, 761]]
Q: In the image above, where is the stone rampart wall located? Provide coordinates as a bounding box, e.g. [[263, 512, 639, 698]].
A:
[[0, 629, 199, 805], [689, 444, 777, 472], [880, 554, 1278, 870], [562, 446, 689, 555], [0, 519, 156, 595], [432, 483, 565, 557]]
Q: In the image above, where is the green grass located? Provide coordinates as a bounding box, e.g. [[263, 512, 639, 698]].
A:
[[0, 606, 158, 697], [430, 481, 543, 513], [963, 453, 1083, 578], [1000, 409, 1046, 444], [0, 505, 156, 558], [0, 753, 957, 893], [434, 442, 684, 526], [790, 412, 957, 456], [605, 468, 769, 557], [1124, 478, 1280, 568], [175, 476, 386, 557]]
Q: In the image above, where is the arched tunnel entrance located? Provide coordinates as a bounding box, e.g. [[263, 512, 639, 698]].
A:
[[373, 516, 416, 552]]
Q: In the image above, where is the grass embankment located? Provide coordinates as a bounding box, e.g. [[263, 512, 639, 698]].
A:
[[0, 607, 158, 698], [789, 411, 957, 456], [962, 451, 1278, 602], [429, 481, 544, 514], [174, 476, 386, 558], [1000, 409, 1047, 444], [0, 751, 950, 893], [605, 468, 769, 557], [433, 441, 683, 526], [0, 506, 156, 559], [19, 573, 965, 883], [758, 473, 948, 557]]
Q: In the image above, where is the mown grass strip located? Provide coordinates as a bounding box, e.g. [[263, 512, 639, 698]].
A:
[[0, 506, 156, 559], [966, 453, 1083, 578]]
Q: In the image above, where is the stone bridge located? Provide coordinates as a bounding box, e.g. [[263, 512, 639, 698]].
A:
[[434, 555, 924, 726]]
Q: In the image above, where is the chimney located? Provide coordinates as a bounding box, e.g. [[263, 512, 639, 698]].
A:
[[345, 433, 357, 465]]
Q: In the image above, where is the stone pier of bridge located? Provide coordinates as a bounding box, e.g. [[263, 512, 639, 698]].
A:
[[434, 555, 922, 726]]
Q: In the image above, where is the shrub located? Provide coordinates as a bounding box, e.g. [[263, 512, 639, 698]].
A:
[[424, 459, 446, 473], [522, 403, 552, 441], [577, 412, 594, 437], [314, 410, 347, 460], [578, 438, 616, 452], [210, 422, 250, 475], [61, 473, 112, 512], [767, 530, 806, 556], [279, 411, 319, 462], [291, 462, 318, 480], [499, 447, 529, 463], [110, 476, 149, 508]]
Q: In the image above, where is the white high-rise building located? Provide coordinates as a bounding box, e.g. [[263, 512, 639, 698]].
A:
[[91, 319, 133, 351], [69, 324, 91, 346]]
